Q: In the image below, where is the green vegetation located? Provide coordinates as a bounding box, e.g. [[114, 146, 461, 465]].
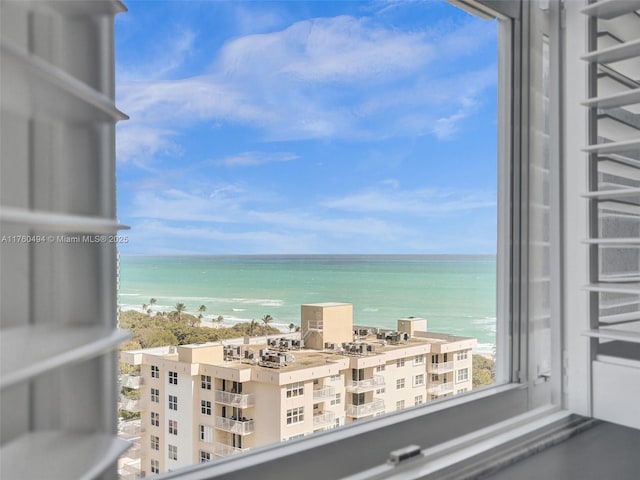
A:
[[472, 354, 495, 388], [118, 309, 280, 350]]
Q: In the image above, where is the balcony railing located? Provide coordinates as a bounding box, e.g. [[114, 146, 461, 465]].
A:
[[213, 443, 250, 457], [427, 361, 454, 374], [346, 398, 385, 418], [345, 375, 385, 393], [120, 421, 144, 436], [119, 395, 142, 413], [427, 382, 454, 396], [214, 416, 255, 435], [313, 411, 336, 429], [121, 374, 143, 389], [214, 390, 255, 408], [312, 386, 336, 402]]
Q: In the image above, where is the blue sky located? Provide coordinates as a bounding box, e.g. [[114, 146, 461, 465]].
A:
[[115, 0, 498, 255]]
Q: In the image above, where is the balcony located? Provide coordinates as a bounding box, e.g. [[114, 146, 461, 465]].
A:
[[214, 390, 255, 408], [214, 443, 250, 457], [313, 411, 336, 429], [121, 374, 143, 389], [427, 382, 454, 396], [214, 416, 255, 435], [345, 375, 385, 393], [427, 361, 454, 374], [119, 395, 142, 413], [120, 420, 144, 436], [312, 386, 336, 402], [346, 398, 385, 418]]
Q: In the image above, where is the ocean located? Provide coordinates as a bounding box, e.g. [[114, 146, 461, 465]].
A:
[[118, 255, 497, 355]]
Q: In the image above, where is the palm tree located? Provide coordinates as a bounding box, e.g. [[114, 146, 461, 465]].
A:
[[215, 315, 224, 327], [198, 304, 207, 315], [149, 298, 157, 315], [174, 303, 186, 322], [289, 323, 295, 333], [142, 303, 148, 314], [262, 314, 273, 343], [249, 319, 258, 336]]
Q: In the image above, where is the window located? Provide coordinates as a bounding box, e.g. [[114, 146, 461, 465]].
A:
[[376, 387, 385, 395], [151, 459, 159, 474], [329, 374, 341, 382], [396, 400, 405, 410], [151, 388, 159, 403], [200, 425, 213, 443], [151, 365, 159, 378], [431, 374, 439, 382], [169, 394, 177, 410], [201, 400, 212, 415], [169, 371, 178, 385], [168, 444, 178, 461], [456, 351, 468, 361], [396, 358, 405, 368], [286, 381, 304, 398], [414, 374, 425, 387], [396, 378, 405, 390], [457, 388, 468, 395], [331, 393, 341, 405], [415, 395, 424, 405], [414, 355, 424, 365], [151, 411, 159, 427], [375, 365, 385, 373], [150, 435, 159, 451], [201, 375, 211, 390], [431, 354, 439, 364], [286, 407, 304, 425], [456, 368, 469, 383], [200, 451, 212, 463], [169, 419, 178, 435]]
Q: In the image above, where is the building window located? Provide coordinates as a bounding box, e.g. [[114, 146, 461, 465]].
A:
[[201, 400, 212, 415], [457, 388, 469, 394], [375, 365, 385, 372], [168, 395, 177, 410], [151, 388, 159, 403], [456, 368, 469, 383], [151, 411, 159, 427], [415, 395, 424, 405], [329, 374, 340, 382], [168, 444, 178, 461], [431, 374, 439, 382], [200, 450, 212, 463], [456, 351, 468, 361], [330, 393, 341, 405], [151, 459, 159, 474], [396, 400, 405, 410], [414, 354, 424, 365], [200, 424, 214, 443], [376, 387, 385, 395], [431, 354, 439, 364], [151, 365, 159, 378], [150, 435, 159, 451], [286, 407, 304, 425], [396, 358, 405, 368], [414, 374, 425, 387], [169, 419, 178, 435], [286, 381, 304, 398], [169, 371, 178, 385], [396, 378, 405, 390], [201, 375, 212, 390]]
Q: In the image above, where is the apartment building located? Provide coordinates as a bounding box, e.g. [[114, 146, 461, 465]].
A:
[[119, 303, 476, 477]]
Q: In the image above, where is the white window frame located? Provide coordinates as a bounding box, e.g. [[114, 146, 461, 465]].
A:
[[286, 407, 304, 425], [395, 401, 405, 411], [151, 365, 160, 378], [169, 419, 178, 435], [330, 393, 341, 406], [169, 444, 178, 461], [414, 355, 425, 365], [396, 378, 405, 390], [169, 371, 178, 385], [169, 394, 178, 411], [151, 411, 160, 427], [201, 400, 212, 416], [200, 425, 214, 443], [151, 388, 160, 403], [128, 2, 573, 480], [415, 395, 424, 406], [396, 358, 405, 368], [150, 435, 159, 451], [286, 382, 304, 398], [456, 368, 469, 383], [200, 451, 212, 463], [201, 375, 212, 390], [151, 459, 160, 474]]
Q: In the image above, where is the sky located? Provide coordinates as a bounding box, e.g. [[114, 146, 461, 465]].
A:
[[115, 0, 498, 255]]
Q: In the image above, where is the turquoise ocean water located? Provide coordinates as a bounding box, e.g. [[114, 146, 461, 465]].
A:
[[118, 255, 496, 355]]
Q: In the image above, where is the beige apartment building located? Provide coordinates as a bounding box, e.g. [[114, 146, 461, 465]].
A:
[[119, 303, 476, 477]]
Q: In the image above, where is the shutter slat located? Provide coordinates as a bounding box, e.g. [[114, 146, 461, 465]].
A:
[[583, 137, 640, 154], [583, 187, 640, 199], [583, 87, 640, 109], [584, 238, 640, 245], [0, 207, 129, 233], [582, 38, 640, 63], [583, 328, 640, 344], [600, 311, 640, 324], [584, 282, 640, 294], [581, 0, 640, 19]]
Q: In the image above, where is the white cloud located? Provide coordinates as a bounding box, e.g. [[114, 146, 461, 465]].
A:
[[116, 125, 180, 164], [322, 188, 496, 215], [216, 151, 300, 167]]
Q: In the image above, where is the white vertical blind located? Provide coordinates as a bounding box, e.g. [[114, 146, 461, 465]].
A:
[[581, 0, 640, 429], [0, 1, 130, 478]]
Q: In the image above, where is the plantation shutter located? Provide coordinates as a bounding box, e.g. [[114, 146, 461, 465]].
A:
[[0, 1, 130, 478], [581, 0, 640, 429]]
